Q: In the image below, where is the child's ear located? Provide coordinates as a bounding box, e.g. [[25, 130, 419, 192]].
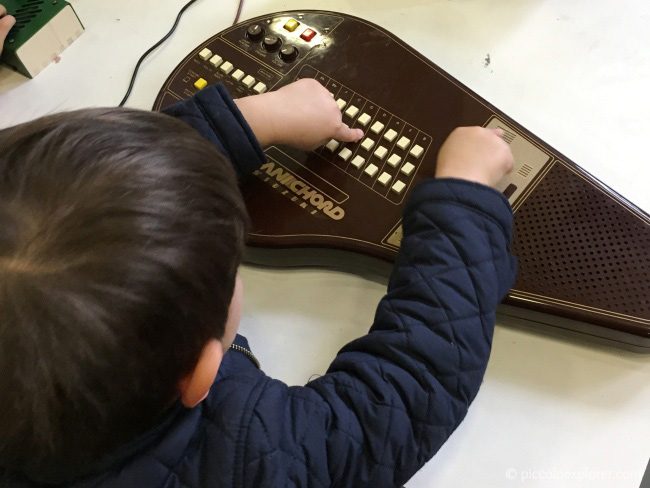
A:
[[179, 339, 223, 408]]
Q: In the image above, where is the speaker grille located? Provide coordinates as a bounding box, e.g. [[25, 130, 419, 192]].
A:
[[9, 0, 44, 36], [512, 163, 650, 319]]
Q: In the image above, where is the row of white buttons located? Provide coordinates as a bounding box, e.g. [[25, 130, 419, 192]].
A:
[[332, 146, 412, 194], [357, 138, 419, 170], [335, 98, 424, 158], [325, 138, 415, 176], [348, 151, 414, 173], [198, 48, 267, 94]]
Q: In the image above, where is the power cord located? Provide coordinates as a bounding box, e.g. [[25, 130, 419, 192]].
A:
[[118, 0, 245, 107]]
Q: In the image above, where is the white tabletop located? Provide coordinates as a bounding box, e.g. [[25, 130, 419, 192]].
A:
[[1, 1, 648, 487]]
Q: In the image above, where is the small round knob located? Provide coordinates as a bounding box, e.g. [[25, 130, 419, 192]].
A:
[[279, 45, 299, 63], [246, 24, 264, 42], [262, 35, 282, 52]]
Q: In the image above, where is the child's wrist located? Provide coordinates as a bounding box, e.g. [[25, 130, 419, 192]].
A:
[[234, 93, 278, 147], [259, 90, 304, 147]]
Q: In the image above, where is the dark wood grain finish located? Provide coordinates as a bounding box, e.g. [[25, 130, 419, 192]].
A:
[[153, 11, 650, 351]]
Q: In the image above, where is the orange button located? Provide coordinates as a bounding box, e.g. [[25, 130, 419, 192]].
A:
[[300, 28, 317, 42]]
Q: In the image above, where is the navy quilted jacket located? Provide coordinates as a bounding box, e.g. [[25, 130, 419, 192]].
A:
[[7, 85, 517, 487]]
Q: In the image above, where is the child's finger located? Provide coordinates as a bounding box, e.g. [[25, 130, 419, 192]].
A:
[[0, 14, 15, 53], [491, 128, 505, 138], [0, 5, 7, 17], [0, 14, 15, 35], [334, 124, 363, 143]]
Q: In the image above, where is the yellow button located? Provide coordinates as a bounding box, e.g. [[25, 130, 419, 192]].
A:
[[283, 19, 300, 32], [193, 78, 208, 90]]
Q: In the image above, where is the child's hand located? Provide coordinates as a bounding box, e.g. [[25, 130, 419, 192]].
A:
[[235, 79, 363, 150], [268, 79, 364, 149], [0, 5, 16, 56], [435, 126, 514, 188]]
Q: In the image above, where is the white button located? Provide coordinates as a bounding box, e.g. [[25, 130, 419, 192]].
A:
[[325, 139, 340, 152], [345, 105, 360, 118], [199, 48, 213, 60], [396, 136, 411, 150], [253, 82, 267, 94], [336, 98, 347, 110], [357, 113, 371, 126], [361, 138, 375, 151], [387, 154, 402, 167], [219, 61, 234, 74], [400, 162, 416, 176], [374, 146, 388, 160], [209, 54, 223, 67], [410, 144, 424, 158], [377, 172, 392, 186], [351, 155, 366, 169], [371, 121, 385, 134], [338, 148, 353, 161], [231, 69, 245, 81], [384, 129, 398, 142], [364, 163, 379, 177], [392, 180, 407, 194], [242, 75, 256, 88]]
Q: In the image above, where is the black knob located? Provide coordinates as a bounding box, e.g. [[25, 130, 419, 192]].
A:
[[246, 24, 264, 42], [262, 35, 282, 52], [279, 45, 299, 63]]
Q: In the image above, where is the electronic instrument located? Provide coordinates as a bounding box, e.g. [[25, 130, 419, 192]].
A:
[[154, 10, 650, 352]]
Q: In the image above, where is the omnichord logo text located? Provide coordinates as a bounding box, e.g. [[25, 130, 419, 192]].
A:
[[257, 161, 345, 220]]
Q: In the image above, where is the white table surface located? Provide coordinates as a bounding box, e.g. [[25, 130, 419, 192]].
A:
[[1, 1, 648, 487]]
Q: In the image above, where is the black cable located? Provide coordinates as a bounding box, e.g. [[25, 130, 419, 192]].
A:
[[117, 0, 199, 107], [233, 0, 245, 25], [118, 0, 246, 107]]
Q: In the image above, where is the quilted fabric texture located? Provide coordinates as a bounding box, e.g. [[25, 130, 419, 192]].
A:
[[161, 84, 266, 179], [5, 85, 517, 487]]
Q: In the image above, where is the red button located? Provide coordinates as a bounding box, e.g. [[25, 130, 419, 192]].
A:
[[300, 28, 317, 42]]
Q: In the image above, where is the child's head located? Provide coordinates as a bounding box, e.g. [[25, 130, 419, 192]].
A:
[[0, 108, 248, 479]]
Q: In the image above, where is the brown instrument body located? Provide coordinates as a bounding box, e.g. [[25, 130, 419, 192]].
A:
[[154, 11, 650, 352]]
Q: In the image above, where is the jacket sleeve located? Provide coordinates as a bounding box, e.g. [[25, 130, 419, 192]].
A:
[[161, 84, 266, 179], [242, 179, 517, 487]]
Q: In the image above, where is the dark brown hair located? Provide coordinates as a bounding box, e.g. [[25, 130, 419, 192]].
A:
[[0, 108, 248, 481]]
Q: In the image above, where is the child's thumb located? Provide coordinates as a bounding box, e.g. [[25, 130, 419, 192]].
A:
[[0, 15, 16, 53], [334, 124, 363, 143]]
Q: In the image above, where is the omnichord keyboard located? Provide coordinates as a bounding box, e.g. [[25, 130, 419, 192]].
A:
[[154, 11, 650, 352]]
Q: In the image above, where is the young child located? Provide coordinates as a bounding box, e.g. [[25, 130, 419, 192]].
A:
[[0, 78, 516, 487]]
